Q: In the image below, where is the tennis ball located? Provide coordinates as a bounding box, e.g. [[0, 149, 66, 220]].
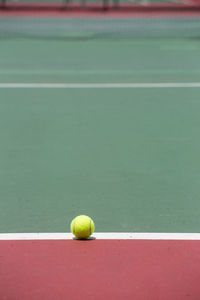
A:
[[71, 215, 95, 239]]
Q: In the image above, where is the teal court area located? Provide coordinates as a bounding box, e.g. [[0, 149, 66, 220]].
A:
[[0, 87, 200, 233]]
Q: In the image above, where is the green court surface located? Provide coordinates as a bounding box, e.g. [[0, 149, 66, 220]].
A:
[[1, 39, 200, 83], [0, 15, 200, 235], [0, 87, 200, 233]]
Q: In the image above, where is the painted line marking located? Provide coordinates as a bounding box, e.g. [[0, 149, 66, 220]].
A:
[[1, 233, 200, 240], [1, 83, 200, 88]]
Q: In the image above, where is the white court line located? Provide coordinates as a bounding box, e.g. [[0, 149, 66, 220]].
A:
[[1, 83, 200, 88], [1, 233, 200, 240]]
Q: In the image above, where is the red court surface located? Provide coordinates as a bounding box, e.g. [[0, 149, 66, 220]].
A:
[[1, 8, 200, 17], [1, 0, 200, 17], [1, 239, 200, 300]]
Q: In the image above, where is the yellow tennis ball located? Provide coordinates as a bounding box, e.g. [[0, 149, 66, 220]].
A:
[[71, 215, 95, 239]]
